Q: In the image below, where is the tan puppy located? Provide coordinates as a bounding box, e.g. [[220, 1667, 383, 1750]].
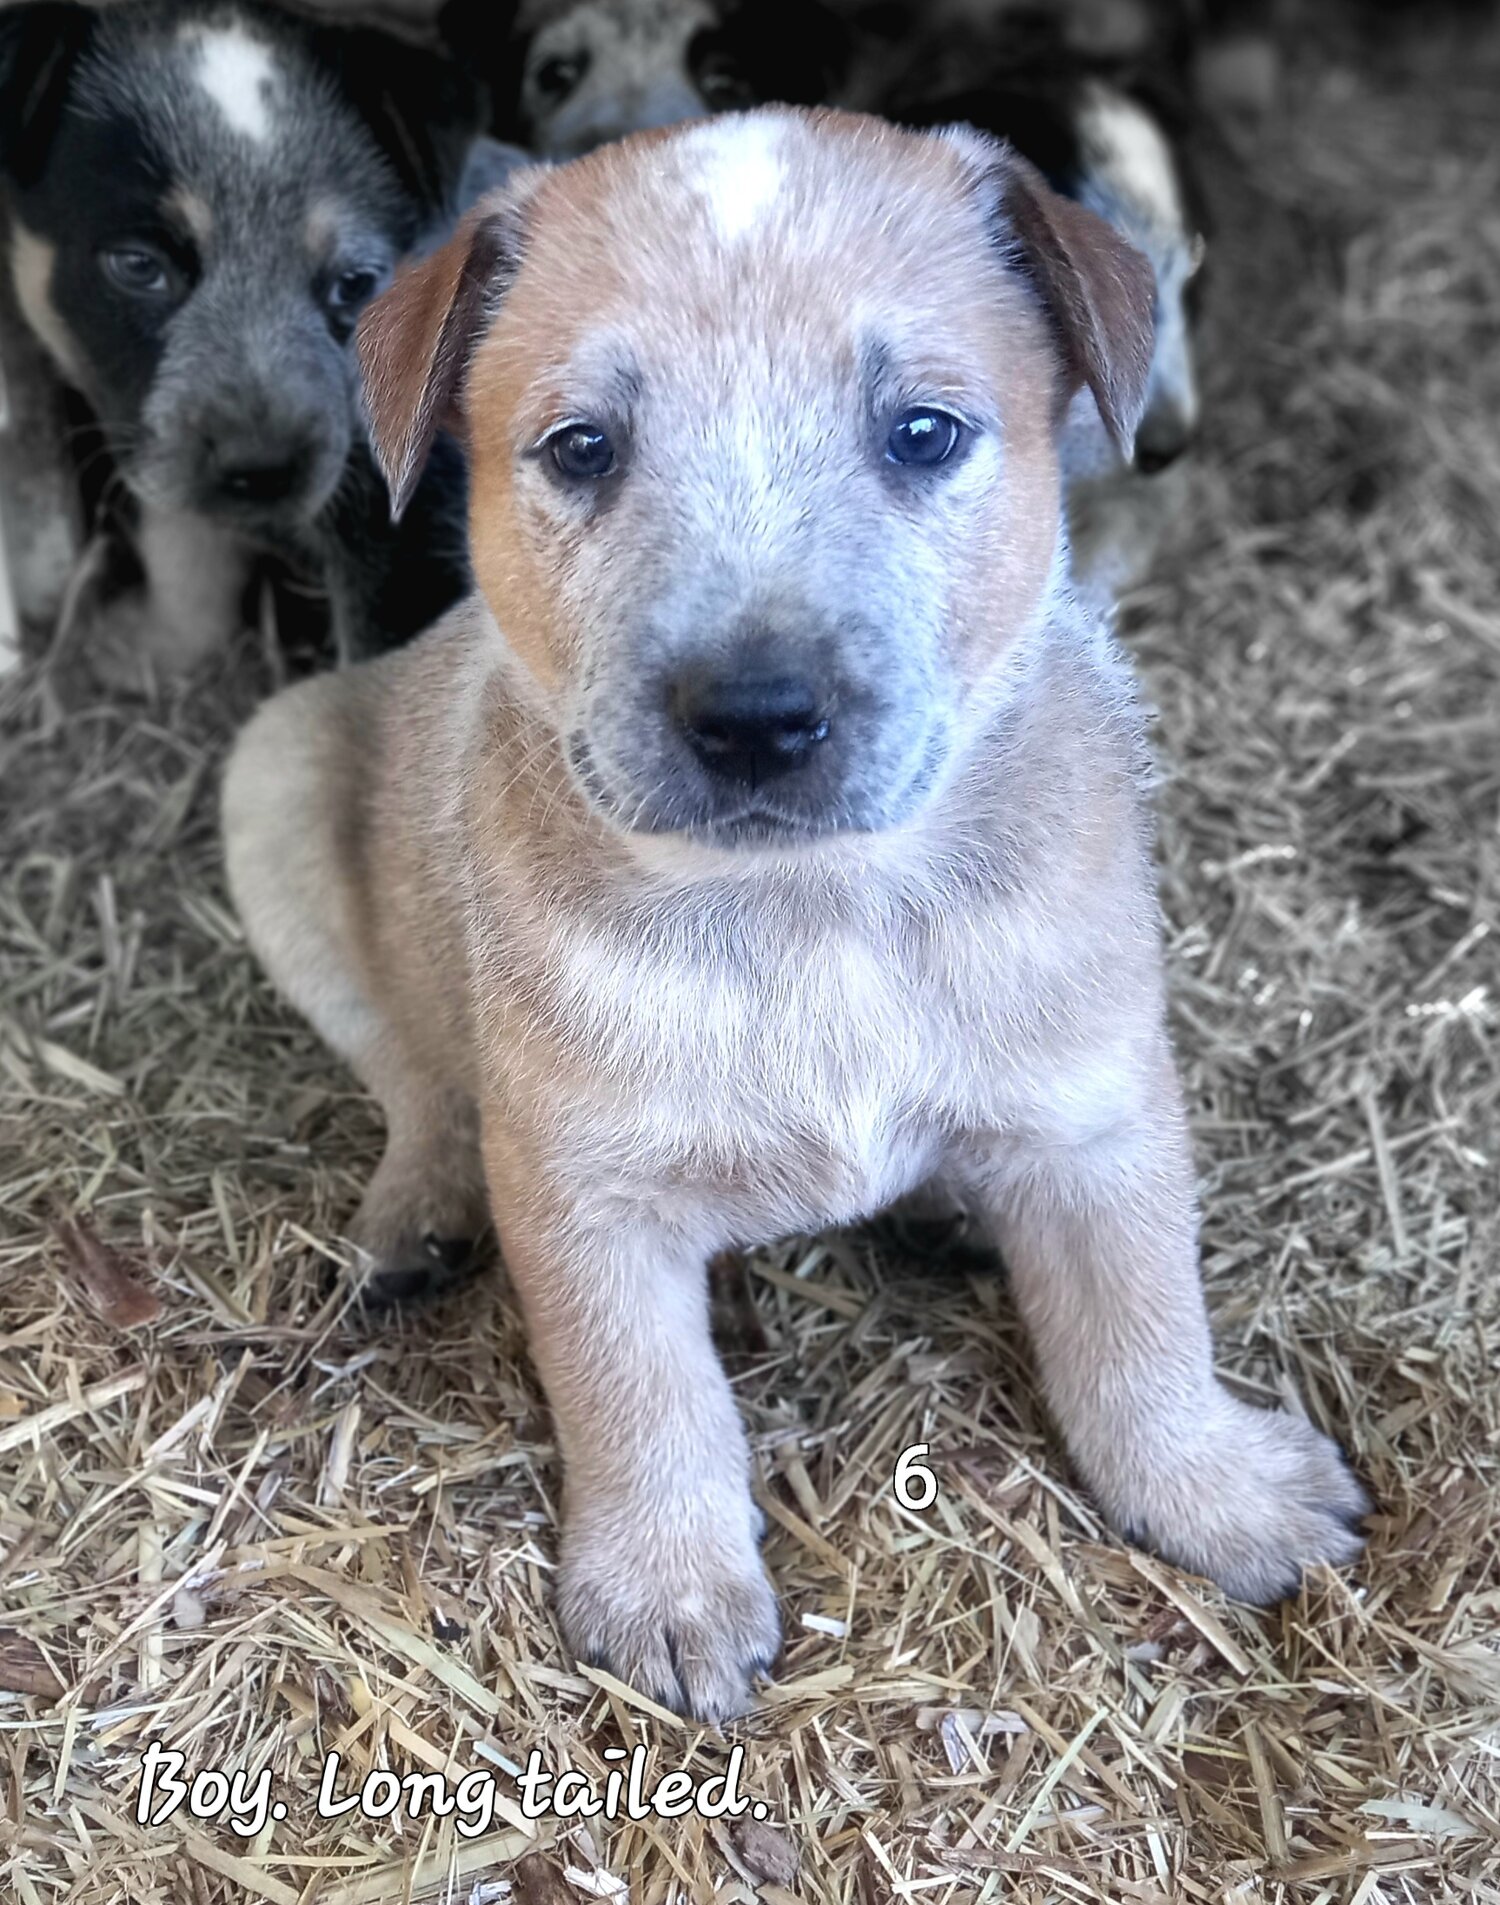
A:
[[223, 108, 1368, 1722]]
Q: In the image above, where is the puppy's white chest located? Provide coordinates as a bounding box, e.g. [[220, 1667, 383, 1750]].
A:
[[537, 914, 941, 1231]]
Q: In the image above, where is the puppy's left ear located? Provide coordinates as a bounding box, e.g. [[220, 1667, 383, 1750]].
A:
[[990, 145, 1156, 456], [357, 198, 523, 520]]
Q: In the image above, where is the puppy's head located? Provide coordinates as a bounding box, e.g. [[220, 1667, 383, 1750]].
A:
[[502, 0, 849, 159], [0, 0, 485, 533], [360, 109, 1153, 850]]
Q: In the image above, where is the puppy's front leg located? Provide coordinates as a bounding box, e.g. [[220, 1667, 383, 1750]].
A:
[[486, 1129, 779, 1723], [970, 1052, 1369, 1602], [87, 506, 248, 686]]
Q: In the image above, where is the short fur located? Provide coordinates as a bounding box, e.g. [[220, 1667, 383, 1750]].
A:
[[224, 108, 1367, 1723], [0, 0, 511, 670]]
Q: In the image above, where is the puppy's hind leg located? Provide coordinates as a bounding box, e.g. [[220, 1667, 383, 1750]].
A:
[[222, 678, 488, 1305], [343, 1086, 490, 1307], [84, 506, 250, 689]]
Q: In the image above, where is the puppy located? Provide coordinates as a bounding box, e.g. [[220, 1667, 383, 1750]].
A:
[[497, 0, 849, 157], [0, 0, 502, 672], [223, 109, 1367, 1722]]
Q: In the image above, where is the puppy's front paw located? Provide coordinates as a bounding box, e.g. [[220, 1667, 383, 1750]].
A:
[[76, 590, 231, 691], [1111, 1398, 1371, 1605], [76, 594, 164, 695], [559, 1499, 780, 1724]]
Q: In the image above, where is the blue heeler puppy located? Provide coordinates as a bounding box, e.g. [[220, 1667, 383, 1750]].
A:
[[0, 0, 523, 675]]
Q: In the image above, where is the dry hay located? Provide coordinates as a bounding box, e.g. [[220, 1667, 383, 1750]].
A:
[[2, 15, 1498, 1904]]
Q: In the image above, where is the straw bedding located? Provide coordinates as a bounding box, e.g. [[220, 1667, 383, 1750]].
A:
[[1, 12, 1497, 1902]]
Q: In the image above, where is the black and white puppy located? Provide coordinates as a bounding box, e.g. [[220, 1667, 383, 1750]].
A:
[[495, 0, 850, 158], [0, 0, 511, 675]]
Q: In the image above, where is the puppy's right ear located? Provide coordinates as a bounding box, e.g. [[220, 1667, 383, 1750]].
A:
[[980, 139, 1156, 457], [0, 3, 93, 185], [357, 201, 522, 520]]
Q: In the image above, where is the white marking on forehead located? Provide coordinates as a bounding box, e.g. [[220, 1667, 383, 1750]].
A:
[[684, 118, 786, 244], [1078, 87, 1184, 231], [181, 24, 278, 144]]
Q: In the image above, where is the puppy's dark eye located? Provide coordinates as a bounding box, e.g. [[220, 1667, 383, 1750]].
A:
[[328, 266, 381, 311], [534, 51, 589, 101], [886, 408, 963, 468], [548, 423, 617, 480], [99, 245, 175, 299], [695, 53, 755, 109]]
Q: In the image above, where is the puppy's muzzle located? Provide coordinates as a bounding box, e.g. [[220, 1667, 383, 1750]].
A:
[[672, 670, 831, 788], [141, 328, 351, 526], [545, 83, 711, 160], [575, 606, 940, 846]]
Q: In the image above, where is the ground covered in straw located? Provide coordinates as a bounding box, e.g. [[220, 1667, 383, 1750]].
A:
[[2, 16, 1498, 1905]]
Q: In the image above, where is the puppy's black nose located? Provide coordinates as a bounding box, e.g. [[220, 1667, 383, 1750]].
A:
[[200, 416, 319, 509], [213, 446, 311, 505], [673, 673, 831, 784]]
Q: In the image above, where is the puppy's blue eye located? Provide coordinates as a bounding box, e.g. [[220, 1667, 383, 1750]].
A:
[[329, 267, 380, 311], [100, 246, 172, 297], [886, 408, 962, 468], [549, 424, 616, 480]]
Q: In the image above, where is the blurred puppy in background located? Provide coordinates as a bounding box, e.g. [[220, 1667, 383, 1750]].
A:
[[225, 108, 1366, 1723], [497, 0, 850, 157], [0, 0, 516, 677]]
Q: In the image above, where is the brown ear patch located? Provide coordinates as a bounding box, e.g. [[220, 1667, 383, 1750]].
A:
[[357, 204, 521, 519], [993, 149, 1156, 456]]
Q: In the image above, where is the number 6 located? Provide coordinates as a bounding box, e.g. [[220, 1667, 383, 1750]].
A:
[[893, 1443, 937, 1511]]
